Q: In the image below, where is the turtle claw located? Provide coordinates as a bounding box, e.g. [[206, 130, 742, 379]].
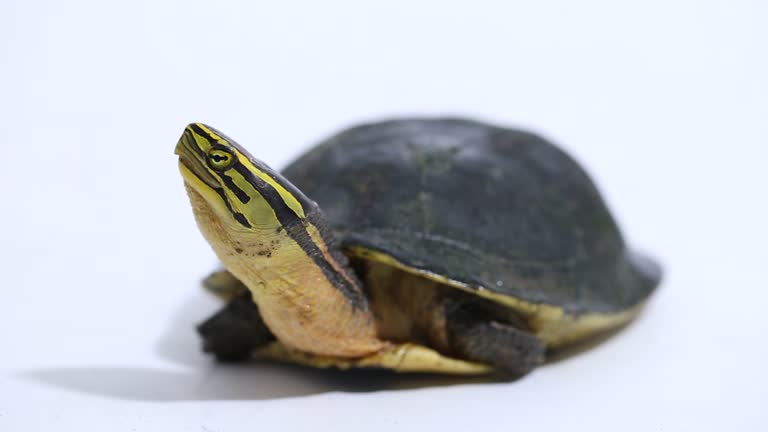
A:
[[197, 291, 274, 362]]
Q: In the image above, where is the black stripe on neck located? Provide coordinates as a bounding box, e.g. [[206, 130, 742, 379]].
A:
[[232, 163, 368, 310]]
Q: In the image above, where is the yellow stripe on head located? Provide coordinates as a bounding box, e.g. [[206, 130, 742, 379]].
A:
[[193, 123, 306, 219], [176, 122, 313, 231], [236, 154, 306, 219], [176, 122, 370, 314]]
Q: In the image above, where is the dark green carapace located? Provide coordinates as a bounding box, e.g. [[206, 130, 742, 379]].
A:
[[282, 118, 661, 315]]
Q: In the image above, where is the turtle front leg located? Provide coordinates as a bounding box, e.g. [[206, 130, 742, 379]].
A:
[[197, 290, 274, 362], [445, 303, 546, 377], [202, 268, 248, 301]]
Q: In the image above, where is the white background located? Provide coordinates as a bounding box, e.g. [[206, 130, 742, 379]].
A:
[[1, 1, 766, 431]]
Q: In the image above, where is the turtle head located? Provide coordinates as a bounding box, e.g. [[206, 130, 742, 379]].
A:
[[176, 124, 380, 356], [175, 123, 314, 234]]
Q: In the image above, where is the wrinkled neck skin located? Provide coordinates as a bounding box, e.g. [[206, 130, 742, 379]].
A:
[[185, 185, 384, 357]]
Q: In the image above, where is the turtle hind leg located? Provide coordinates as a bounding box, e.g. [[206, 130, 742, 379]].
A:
[[197, 290, 274, 362], [446, 304, 546, 377]]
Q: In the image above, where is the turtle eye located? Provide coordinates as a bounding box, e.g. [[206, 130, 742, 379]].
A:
[[208, 149, 234, 170]]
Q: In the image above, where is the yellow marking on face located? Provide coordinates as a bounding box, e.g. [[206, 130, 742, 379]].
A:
[[195, 123, 223, 140], [189, 123, 306, 220], [179, 162, 230, 219], [189, 126, 216, 152], [237, 154, 306, 219], [179, 123, 300, 230], [224, 164, 280, 228]]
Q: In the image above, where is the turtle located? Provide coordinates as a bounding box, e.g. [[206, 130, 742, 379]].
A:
[[175, 118, 661, 377]]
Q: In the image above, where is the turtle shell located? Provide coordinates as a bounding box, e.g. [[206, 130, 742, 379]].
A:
[[282, 118, 660, 314]]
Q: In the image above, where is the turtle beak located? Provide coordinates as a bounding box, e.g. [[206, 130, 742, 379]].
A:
[[176, 130, 221, 189]]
